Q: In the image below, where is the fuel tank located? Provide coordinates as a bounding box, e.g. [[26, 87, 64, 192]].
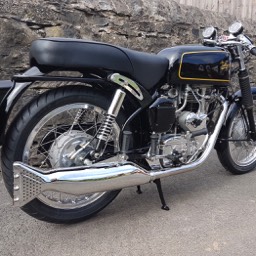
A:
[[158, 45, 231, 86]]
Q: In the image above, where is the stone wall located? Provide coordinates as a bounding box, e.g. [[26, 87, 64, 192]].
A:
[[0, 0, 256, 80], [177, 0, 256, 22]]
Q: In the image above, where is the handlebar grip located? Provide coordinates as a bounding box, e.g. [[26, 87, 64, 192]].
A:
[[250, 47, 256, 56]]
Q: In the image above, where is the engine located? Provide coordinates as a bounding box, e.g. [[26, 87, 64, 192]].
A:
[[148, 84, 220, 167], [159, 134, 199, 165]]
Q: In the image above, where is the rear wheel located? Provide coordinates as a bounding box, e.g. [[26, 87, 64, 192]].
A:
[[1, 86, 124, 223], [217, 98, 256, 174]]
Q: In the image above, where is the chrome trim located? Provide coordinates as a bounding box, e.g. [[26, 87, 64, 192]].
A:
[[151, 98, 228, 179], [107, 89, 126, 117], [96, 115, 116, 141], [13, 98, 228, 207], [109, 73, 144, 101], [13, 162, 151, 207], [22, 102, 121, 209], [237, 45, 246, 71], [176, 85, 189, 114], [96, 89, 126, 141]]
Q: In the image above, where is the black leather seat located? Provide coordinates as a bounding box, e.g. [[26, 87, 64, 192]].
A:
[[30, 38, 169, 90]]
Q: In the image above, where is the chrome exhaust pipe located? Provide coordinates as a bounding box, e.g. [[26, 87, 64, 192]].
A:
[[13, 162, 151, 207], [13, 100, 228, 207]]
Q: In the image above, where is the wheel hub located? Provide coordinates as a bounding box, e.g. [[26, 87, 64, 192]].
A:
[[48, 130, 95, 167]]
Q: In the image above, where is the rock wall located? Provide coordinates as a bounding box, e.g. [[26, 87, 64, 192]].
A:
[[0, 0, 256, 79]]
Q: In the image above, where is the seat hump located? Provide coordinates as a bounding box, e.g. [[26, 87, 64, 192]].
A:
[[30, 38, 169, 90]]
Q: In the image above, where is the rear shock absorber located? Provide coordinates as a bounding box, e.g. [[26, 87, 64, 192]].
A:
[[94, 89, 126, 157]]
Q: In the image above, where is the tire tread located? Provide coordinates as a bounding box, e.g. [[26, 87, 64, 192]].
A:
[[1, 85, 121, 223]]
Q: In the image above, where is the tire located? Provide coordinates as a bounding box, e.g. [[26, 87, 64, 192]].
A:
[[217, 97, 256, 174], [1, 85, 126, 223]]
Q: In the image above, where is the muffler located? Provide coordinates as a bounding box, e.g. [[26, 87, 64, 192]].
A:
[[13, 162, 151, 207], [13, 100, 228, 207]]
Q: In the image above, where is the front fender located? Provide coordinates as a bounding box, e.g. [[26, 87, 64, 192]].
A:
[[215, 87, 256, 150], [0, 67, 43, 145]]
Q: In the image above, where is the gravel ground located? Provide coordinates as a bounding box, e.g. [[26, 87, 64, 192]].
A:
[[1, 151, 256, 256]]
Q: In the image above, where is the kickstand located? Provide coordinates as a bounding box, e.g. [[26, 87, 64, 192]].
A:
[[154, 179, 170, 211], [136, 185, 142, 194]]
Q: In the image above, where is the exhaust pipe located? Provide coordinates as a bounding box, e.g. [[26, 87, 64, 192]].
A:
[[13, 100, 228, 207], [13, 162, 151, 207]]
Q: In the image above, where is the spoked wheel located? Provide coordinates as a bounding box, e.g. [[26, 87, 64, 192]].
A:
[[217, 99, 256, 174], [1, 86, 125, 223]]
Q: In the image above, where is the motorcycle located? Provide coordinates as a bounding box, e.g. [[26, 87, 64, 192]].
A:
[[1, 21, 256, 223]]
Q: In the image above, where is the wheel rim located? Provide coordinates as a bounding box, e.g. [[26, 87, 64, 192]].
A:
[[22, 103, 120, 209], [228, 109, 256, 167]]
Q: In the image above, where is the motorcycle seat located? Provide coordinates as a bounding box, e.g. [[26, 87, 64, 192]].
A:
[[30, 38, 169, 90]]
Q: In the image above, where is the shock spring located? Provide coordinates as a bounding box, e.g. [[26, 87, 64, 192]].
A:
[[95, 89, 126, 155], [97, 114, 116, 141]]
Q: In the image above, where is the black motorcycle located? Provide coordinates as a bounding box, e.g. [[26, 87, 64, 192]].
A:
[[0, 21, 256, 223]]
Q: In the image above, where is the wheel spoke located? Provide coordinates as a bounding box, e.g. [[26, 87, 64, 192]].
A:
[[228, 108, 256, 166], [22, 102, 119, 209]]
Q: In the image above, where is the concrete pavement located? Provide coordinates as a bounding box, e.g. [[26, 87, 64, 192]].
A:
[[1, 151, 256, 256]]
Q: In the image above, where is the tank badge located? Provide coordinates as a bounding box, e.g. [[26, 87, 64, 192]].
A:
[[220, 61, 230, 72]]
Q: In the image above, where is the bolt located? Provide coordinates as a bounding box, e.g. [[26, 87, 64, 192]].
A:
[[94, 153, 100, 158], [14, 185, 20, 191], [78, 156, 84, 162]]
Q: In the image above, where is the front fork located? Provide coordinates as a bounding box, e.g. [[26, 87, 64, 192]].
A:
[[237, 45, 256, 140], [238, 70, 256, 140]]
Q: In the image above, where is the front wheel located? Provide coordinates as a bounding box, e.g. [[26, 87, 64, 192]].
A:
[[1, 86, 125, 223], [217, 98, 256, 174]]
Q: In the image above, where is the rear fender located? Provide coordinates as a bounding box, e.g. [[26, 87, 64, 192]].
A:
[[0, 67, 153, 146], [0, 67, 44, 145], [0, 80, 13, 105], [0, 80, 14, 145]]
